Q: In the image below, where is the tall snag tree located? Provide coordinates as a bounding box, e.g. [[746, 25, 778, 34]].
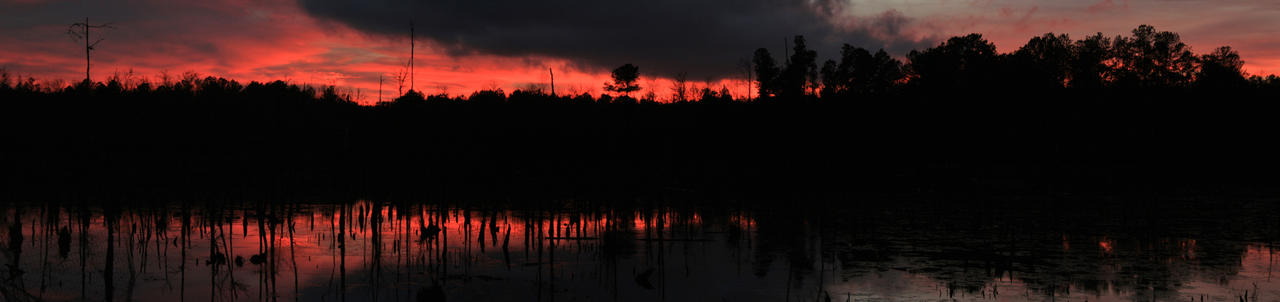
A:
[[605, 64, 641, 98], [67, 18, 113, 83]]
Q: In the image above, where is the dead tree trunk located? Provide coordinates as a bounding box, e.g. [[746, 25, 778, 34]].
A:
[[67, 18, 113, 83]]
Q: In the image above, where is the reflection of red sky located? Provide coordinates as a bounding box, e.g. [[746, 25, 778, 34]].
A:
[[18, 205, 758, 301], [21, 205, 1280, 301], [196, 202, 759, 267], [1098, 237, 1114, 254]]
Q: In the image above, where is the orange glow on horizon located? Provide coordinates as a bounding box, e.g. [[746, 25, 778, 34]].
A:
[[3, 1, 1278, 106]]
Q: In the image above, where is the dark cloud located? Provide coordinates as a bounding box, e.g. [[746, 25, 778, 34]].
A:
[[0, 0, 309, 77], [297, 0, 936, 78]]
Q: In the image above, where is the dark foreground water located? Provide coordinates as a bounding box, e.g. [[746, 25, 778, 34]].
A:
[[2, 197, 1280, 302]]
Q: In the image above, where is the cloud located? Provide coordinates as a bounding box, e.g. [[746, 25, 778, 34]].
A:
[[297, 0, 937, 79], [0, 0, 418, 102], [1085, 0, 1128, 14], [3, 0, 1277, 101]]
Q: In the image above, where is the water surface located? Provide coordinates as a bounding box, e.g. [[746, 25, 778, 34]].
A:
[[1, 198, 1279, 301]]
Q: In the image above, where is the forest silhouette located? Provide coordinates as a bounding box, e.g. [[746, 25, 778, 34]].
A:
[[3, 25, 1280, 202]]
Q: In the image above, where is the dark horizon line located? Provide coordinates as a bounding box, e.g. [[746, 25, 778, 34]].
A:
[[5, 24, 1280, 103]]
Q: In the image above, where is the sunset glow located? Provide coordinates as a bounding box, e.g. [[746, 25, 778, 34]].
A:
[[2, 0, 1277, 104]]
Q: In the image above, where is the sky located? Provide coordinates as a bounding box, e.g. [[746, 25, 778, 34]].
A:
[[1, 0, 1277, 104]]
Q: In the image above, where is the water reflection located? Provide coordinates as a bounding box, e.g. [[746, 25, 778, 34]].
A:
[[0, 199, 1278, 301]]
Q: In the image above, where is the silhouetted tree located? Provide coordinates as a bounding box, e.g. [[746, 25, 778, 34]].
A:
[[641, 83, 658, 103], [393, 89, 426, 105], [738, 58, 754, 101], [597, 93, 615, 104], [1070, 33, 1114, 89], [469, 89, 506, 105], [781, 36, 818, 98], [821, 45, 870, 98], [865, 49, 905, 95], [1197, 46, 1248, 89], [907, 34, 1000, 90], [820, 59, 840, 97], [821, 45, 905, 98], [66, 18, 113, 83], [753, 48, 781, 98], [1250, 75, 1280, 89], [197, 76, 243, 99], [1010, 33, 1075, 89], [698, 77, 715, 100], [696, 86, 733, 104], [671, 72, 690, 102], [321, 85, 343, 103], [1111, 25, 1198, 87], [393, 63, 409, 96], [697, 87, 715, 102], [409, 22, 415, 92], [0, 68, 10, 92], [604, 64, 641, 97], [718, 86, 733, 102]]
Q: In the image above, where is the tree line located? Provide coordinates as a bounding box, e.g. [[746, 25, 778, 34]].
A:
[[5, 25, 1278, 105], [606, 24, 1280, 102], [5, 25, 1280, 201], [744, 24, 1277, 101]]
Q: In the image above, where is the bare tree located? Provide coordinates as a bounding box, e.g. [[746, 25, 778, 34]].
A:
[[0, 68, 9, 88], [121, 68, 136, 89], [566, 84, 584, 97], [409, 22, 415, 93], [67, 18, 113, 83], [47, 79, 66, 92], [435, 85, 449, 97], [700, 76, 715, 100], [670, 72, 689, 102], [180, 71, 199, 90], [520, 83, 547, 93], [158, 70, 171, 87], [643, 76, 659, 102], [393, 62, 409, 96], [738, 58, 753, 101]]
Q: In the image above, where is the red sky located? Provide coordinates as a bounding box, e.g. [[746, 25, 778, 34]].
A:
[[1, 0, 1276, 105]]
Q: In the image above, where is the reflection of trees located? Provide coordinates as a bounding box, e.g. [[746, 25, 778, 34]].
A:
[[0, 200, 1274, 301], [0, 208, 35, 302], [0, 202, 751, 300], [746, 200, 1274, 300], [750, 211, 814, 279]]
